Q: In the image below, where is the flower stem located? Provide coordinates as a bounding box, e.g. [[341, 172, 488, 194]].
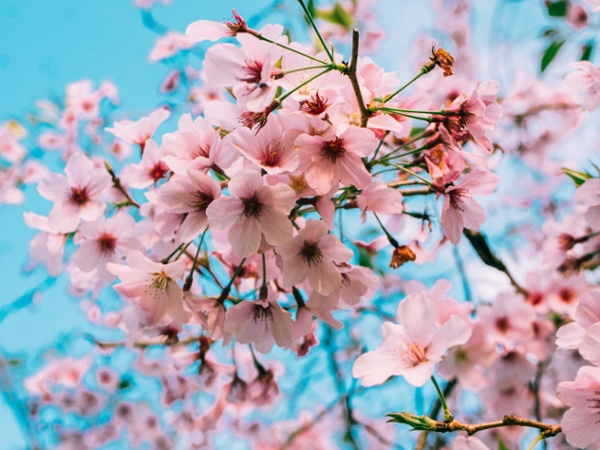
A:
[[295, 0, 335, 63], [526, 435, 545, 450], [282, 64, 332, 75], [183, 229, 207, 292], [277, 67, 333, 102], [255, 34, 329, 65], [217, 258, 247, 303], [373, 212, 398, 248], [431, 376, 453, 422], [388, 163, 432, 186], [259, 252, 268, 299], [384, 64, 434, 104]]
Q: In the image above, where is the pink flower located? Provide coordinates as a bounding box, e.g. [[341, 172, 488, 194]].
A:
[[223, 294, 294, 353], [72, 211, 143, 280], [557, 365, 600, 448], [574, 178, 600, 226], [440, 170, 499, 245], [228, 116, 299, 175], [156, 170, 221, 242], [23, 212, 66, 276], [478, 293, 536, 347], [162, 114, 237, 175], [149, 32, 194, 62], [203, 25, 285, 112], [295, 127, 378, 195], [584, 0, 600, 11], [356, 181, 404, 222], [107, 251, 191, 326], [121, 139, 170, 189], [564, 61, 600, 111], [556, 288, 600, 351], [277, 220, 354, 296], [186, 10, 250, 42], [106, 108, 170, 150], [37, 152, 111, 233], [352, 292, 471, 387], [206, 171, 295, 257], [452, 436, 491, 450]]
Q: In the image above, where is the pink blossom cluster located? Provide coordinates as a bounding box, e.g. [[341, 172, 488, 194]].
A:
[[6, 1, 600, 449]]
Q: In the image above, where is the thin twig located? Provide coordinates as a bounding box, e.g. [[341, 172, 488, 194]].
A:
[[347, 29, 370, 128]]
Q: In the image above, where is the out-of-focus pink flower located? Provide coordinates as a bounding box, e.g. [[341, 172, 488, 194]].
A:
[[478, 293, 536, 347], [37, 152, 111, 233], [277, 220, 353, 296], [108, 250, 191, 326], [440, 170, 499, 245], [0, 120, 27, 162], [564, 61, 600, 111], [149, 32, 194, 62], [134, 0, 169, 9], [206, 170, 295, 257], [106, 108, 170, 150], [452, 436, 491, 450], [23, 212, 66, 276], [567, 4, 589, 29], [574, 178, 600, 226], [352, 292, 471, 387], [583, 0, 600, 12], [295, 127, 378, 195], [224, 294, 294, 353], [356, 181, 404, 222], [557, 365, 600, 448]]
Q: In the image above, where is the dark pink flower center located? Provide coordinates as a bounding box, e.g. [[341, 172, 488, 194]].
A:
[[242, 193, 262, 219], [69, 186, 90, 206], [191, 144, 210, 159], [189, 191, 214, 213], [238, 60, 264, 85], [495, 316, 510, 333], [299, 92, 329, 116], [252, 304, 273, 323], [148, 161, 169, 182], [301, 241, 323, 267], [448, 188, 467, 211], [98, 232, 117, 255], [320, 137, 346, 163], [262, 142, 283, 167]]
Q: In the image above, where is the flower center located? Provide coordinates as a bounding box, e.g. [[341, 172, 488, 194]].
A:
[[320, 137, 346, 163], [191, 144, 211, 159], [404, 342, 427, 366], [97, 232, 117, 255], [252, 304, 273, 323], [299, 92, 329, 116], [148, 161, 169, 182], [301, 241, 323, 267], [262, 142, 283, 167], [69, 186, 90, 206], [241, 193, 262, 219], [189, 191, 214, 213], [150, 271, 169, 292], [495, 316, 510, 333], [289, 174, 308, 193]]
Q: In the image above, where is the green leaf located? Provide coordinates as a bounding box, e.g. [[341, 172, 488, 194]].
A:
[[563, 168, 592, 186], [546, 0, 567, 17], [498, 437, 509, 450], [315, 3, 353, 31], [118, 376, 134, 390], [541, 39, 566, 72], [542, 28, 559, 37], [581, 41, 595, 61], [306, 0, 317, 17]]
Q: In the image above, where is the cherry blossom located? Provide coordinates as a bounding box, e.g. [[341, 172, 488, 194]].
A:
[[106, 108, 170, 150], [37, 152, 111, 233], [352, 292, 471, 387]]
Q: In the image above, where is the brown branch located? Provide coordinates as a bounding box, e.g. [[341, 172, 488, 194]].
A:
[[90, 336, 197, 349], [104, 161, 140, 208], [280, 398, 340, 450], [347, 29, 370, 128]]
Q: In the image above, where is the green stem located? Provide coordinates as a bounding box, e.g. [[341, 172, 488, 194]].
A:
[[174, 240, 193, 261], [183, 230, 207, 292], [296, 0, 335, 63], [282, 64, 332, 75], [373, 212, 398, 247], [380, 145, 427, 163], [390, 112, 432, 123], [217, 258, 247, 303], [526, 435, 544, 450], [379, 107, 447, 115], [431, 376, 453, 422], [161, 243, 185, 264], [388, 163, 432, 185], [278, 68, 332, 102], [260, 252, 268, 299], [384, 66, 432, 104], [255, 34, 329, 65]]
